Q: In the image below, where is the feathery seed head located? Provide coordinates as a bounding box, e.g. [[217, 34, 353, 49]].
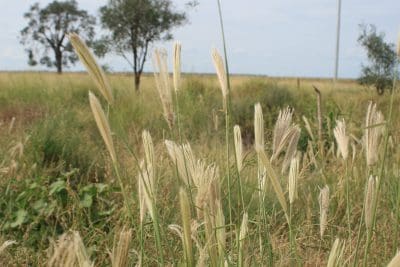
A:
[[257, 149, 289, 222], [173, 42, 181, 92], [142, 130, 154, 169], [138, 160, 155, 221], [365, 175, 377, 230], [234, 125, 243, 172], [165, 140, 196, 186], [153, 48, 175, 129], [388, 250, 400, 267], [111, 227, 132, 267], [88, 92, 116, 163], [327, 238, 345, 267], [319, 185, 330, 238], [364, 102, 385, 166], [333, 119, 349, 160], [254, 103, 264, 152], [272, 107, 294, 160], [288, 157, 299, 204], [69, 33, 113, 105], [302, 115, 314, 141], [179, 188, 193, 265], [397, 30, 400, 58], [211, 48, 228, 111], [239, 212, 249, 242], [282, 125, 301, 173]]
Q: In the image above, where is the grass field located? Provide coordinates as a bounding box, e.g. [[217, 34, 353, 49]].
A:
[[1, 69, 400, 266]]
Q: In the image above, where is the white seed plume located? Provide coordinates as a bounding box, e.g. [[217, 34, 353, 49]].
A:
[[88, 92, 117, 163], [364, 102, 385, 166], [179, 188, 193, 265], [153, 48, 175, 129], [254, 103, 264, 151], [234, 125, 243, 172], [138, 160, 155, 221], [173, 42, 181, 92], [215, 199, 226, 254], [364, 175, 377, 230], [327, 238, 345, 267], [212, 48, 228, 111], [333, 119, 349, 160], [193, 163, 219, 219], [302, 115, 314, 141], [239, 212, 249, 242], [69, 33, 114, 105], [319, 185, 330, 238], [282, 125, 301, 173], [272, 107, 294, 160], [0, 240, 16, 254], [142, 130, 154, 168], [254, 103, 266, 193], [48, 231, 93, 267], [165, 140, 196, 186], [397, 30, 400, 59], [257, 149, 289, 222], [388, 250, 400, 267], [288, 157, 299, 204], [111, 227, 132, 267]]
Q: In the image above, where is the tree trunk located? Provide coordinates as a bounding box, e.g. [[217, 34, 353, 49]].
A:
[[55, 50, 63, 74], [134, 73, 141, 91]]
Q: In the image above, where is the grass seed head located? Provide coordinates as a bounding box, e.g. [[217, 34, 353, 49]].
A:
[[319, 185, 330, 238], [364, 101, 385, 166], [111, 227, 132, 267], [327, 238, 345, 267], [333, 119, 349, 160], [179, 188, 193, 265], [365, 175, 377, 230], [397, 30, 400, 58], [138, 160, 155, 221], [288, 156, 299, 204], [388, 250, 400, 267], [88, 92, 116, 164], [254, 103, 264, 152], [234, 125, 243, 172], [153, 48, 175, 129], [272, 107, 294, 161], [69, 33, 113, 105], [211, 48, 228, 111], [173, 41, 181, 92]]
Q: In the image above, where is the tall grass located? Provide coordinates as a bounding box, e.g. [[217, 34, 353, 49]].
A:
[[1, 33, 400, 266]]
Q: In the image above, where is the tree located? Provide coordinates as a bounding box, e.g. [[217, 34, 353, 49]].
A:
[[20, 0, 96, 74], [358, 24, 398, 94], [99, 0, 187, 91]]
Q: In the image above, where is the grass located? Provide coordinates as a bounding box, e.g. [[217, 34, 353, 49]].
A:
[[1, 70, 400, 266]]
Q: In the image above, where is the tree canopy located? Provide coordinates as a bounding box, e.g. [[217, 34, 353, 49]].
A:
[[358, 24, 398, 94], [99, 0, 187, 90], [20, 0, 96, 73]]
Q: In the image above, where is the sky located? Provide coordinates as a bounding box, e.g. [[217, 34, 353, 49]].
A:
[[0, 0, 399, 78]]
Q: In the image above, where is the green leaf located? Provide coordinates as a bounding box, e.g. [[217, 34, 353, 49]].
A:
[[10, 209, 28, 228], [49, 180, 66, 195], [95, 183, 108, 193], [80, 193, 93, 208]]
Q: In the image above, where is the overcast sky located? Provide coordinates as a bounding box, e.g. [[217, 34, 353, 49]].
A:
[[0, 0, 399, 78]]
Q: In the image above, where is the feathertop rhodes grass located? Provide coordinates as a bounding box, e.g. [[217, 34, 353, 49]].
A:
[[4, 29, 400, 265], [69, 34, 114, 105]]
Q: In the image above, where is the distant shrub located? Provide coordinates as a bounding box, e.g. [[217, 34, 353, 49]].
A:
[[231, 79, 295, 145]]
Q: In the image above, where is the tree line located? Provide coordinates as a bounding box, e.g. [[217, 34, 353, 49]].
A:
[[20, 0, 196, 91], [20, 1, 398, 94]]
